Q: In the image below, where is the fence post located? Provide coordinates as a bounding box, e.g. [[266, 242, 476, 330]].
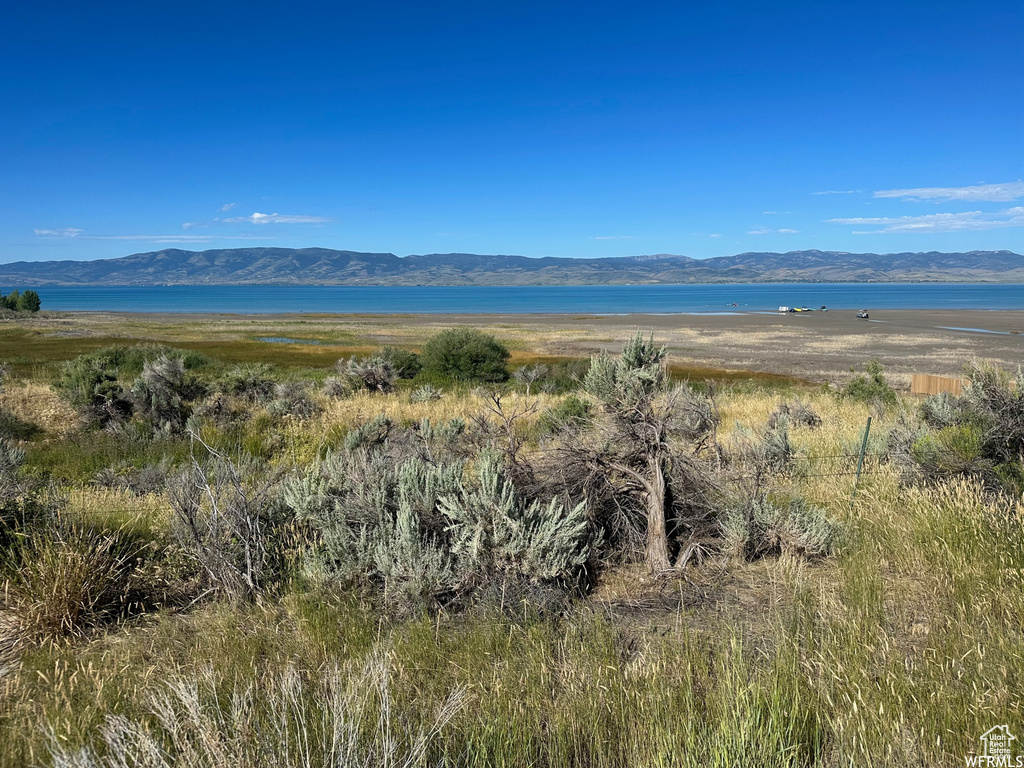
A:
[[849, 416, 872, 513]]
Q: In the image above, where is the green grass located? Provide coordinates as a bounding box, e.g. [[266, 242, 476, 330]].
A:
[[2, 322, 1021, 766], [23, 432, 193, 484]]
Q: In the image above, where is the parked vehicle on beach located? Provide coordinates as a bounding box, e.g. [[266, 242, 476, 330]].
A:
[[856, 310, 869, 319]]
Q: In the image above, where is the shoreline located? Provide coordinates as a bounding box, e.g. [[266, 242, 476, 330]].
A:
[[9, 308, 1022, 385]]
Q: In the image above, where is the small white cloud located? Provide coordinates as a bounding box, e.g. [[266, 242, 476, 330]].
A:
[[873, 181, 1024, 203], [181, 222, 197, 230], [812, 190, 861, 195], [762, 210, 794, 215], [828, 206, 1024, 233], [709, 233, 722, 238], [748, 228, 798, 235], [220, 202, 238, 212], [34, 227, 83, 237], [777, 228, 799, 234], [224, 212, 330, 225], [593, 235, 636, 240]]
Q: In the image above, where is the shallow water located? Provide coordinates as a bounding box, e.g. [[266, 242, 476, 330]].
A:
[[11, 283, 1024, 314]]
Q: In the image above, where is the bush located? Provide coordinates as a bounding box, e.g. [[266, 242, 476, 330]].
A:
[[842, 359, 897, 407], [725, 497, 840, 560], [900, 363, 1024, 493], [538, 394, 593, 434], [267, 381, 319, 418], [512, 364, 550, 395], [219, 364, 276, 402], [131, 356, 208, 434], [440, 453, 593, 587], [420, 328, 510, 383], [0, 289, 40, 312], [54, 356, 133, 427], [93, 458, 175, 496], [343, 413, 394, 451], [919, 391, 969, 429], [321, 376, 353, 399], [168, 447, 294, 602], [380, 346, 422, 379], [733, 419, 793, 481], [0, 437, 50, 550], [284, 438, 594, 613], [767, 400, 821, 430], [56, 345, 213, 428], [410, 384, 443, 403], [340, 356, 397, 393], [962, 362, 1024, 466]]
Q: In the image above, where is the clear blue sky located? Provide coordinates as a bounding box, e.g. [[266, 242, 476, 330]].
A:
[[2, 1, 1022, 262]]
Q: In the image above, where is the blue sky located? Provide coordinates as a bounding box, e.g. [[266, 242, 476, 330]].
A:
[[2, 1, 1022, 262]]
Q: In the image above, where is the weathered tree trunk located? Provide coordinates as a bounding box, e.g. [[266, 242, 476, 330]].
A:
[[644, 454, 670, 571]]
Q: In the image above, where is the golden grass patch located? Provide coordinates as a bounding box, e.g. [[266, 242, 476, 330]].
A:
[[0, 382, 80, 436]]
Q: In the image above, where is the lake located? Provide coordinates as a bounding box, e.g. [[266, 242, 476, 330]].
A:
[[12, 284, 1024, 314]]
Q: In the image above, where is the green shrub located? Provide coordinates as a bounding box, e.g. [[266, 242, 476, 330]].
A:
[[420, 328, 510, 383], [919, 391, 970, 429], [440, 452, 593, 586], [219, 363, 276, 402], [0, 437, 50, 551], [55, 345, 214, 427], [131, 356, 208, 434], [284, 440, 594, 613], [538, 394, 594, 434], [902, 364, 1024, 493], [380, 346, 422, 379], [842, 359, 897, 407]]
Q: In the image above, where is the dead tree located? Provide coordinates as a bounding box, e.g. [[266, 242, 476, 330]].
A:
[[168, 432, 288, 602], [580, 333, 718, 573], [513, 364, 550, 396]]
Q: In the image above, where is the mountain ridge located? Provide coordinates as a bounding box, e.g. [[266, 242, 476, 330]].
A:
[[1, 248, 1022, 286]]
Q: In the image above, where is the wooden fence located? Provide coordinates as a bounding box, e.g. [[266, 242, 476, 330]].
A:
[[911, 373, 966, 396]]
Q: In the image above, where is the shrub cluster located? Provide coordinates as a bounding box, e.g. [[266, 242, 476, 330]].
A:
[[284, 422, 595, 613], [842, 359, 897, 407], [22, 330, 855, 642], [420, 328, 510, 383], [899, 363, 1024, 494]]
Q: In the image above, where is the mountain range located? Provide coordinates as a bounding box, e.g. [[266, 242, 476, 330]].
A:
[[1, 248, 1023, 286]]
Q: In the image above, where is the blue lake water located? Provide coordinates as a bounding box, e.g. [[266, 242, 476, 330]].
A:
[[11, 284, 1024, 314]]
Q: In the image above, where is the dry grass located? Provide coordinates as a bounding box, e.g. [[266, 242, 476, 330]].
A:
[[0, 382, 81, 437]]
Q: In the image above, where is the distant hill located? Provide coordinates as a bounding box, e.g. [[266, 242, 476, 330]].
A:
[[0, 248, 1022, 286]]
